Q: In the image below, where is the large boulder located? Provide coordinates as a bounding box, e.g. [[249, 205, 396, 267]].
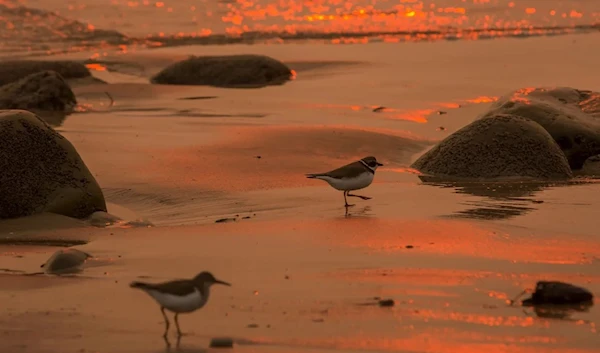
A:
[[480, 87, 600, 170], [0, 110, 106, 219], [151, 54, 293, 88], [0, 70, 77, 113], [411, 114, 573, 180], [0, 60, 91, 86]]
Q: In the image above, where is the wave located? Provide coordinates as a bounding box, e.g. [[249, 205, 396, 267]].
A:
[[0, 2, 599, 58]]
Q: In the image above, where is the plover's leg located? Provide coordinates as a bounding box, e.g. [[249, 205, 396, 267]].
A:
[[347, 192, 372, 200], [163, 335, 171, 350], [174, 313, 183, 336], [160, 307, 171, 337], [343, 191, 355, 207]]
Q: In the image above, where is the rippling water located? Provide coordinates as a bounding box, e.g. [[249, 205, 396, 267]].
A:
[[0, 0, 599, 57]]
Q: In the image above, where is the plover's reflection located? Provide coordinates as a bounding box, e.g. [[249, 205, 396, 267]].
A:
[[344, 205, 372, 218], [164, 334, 181, 352], [164, 334, 210, 353]]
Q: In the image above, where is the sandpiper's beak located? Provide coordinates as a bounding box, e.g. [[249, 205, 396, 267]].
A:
[[214, 279, 231, 286], [377, 162, 384, 166]]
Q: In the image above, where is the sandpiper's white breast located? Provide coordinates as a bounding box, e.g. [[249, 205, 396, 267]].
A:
[[146, 288, 206, 313], [317, 172, 374, 191]]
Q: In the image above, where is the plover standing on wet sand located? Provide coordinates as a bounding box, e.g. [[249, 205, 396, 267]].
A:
[[130, 271, 231, 337], [306, 156, 384, 207]]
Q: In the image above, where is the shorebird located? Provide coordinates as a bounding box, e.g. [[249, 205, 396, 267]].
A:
[[130, 271, 231, 337], [306, 156, 383, 207]]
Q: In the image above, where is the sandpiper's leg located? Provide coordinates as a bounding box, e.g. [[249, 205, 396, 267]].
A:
[[343, 191, 354, 207], [347, 192, 372, 200], [160, 307, 170, 337], [174, 313, 182, 337]]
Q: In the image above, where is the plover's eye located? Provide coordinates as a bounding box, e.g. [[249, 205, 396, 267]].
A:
[[369, 162, 378, 167]]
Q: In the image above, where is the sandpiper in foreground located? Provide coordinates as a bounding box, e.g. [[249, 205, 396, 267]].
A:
[[306, 156, 384, 207], [130, 271, 231, 337]]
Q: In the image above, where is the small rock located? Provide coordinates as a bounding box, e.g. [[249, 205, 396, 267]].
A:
[[522, 281, 594, 306], [246, 323, 259, 328], [0, 71, 77, 113], [437, 111, 448, 115], [215, 217, 237, 223], [0, 60, 91, 86], [242, 216, 251, 219], [405, 245, 414, 249], [378, 299, 395, 307], [255, 155, 262, 159], [40, 248, 92, 275], [209, 337, 234, 348], [373, 106, 386, 112]]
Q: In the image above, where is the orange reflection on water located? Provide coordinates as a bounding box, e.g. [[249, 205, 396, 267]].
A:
[[303, 94, 500, 124], [84, 63, 107, 71], [466, 96, 499, 104], [391, 109, 433, 123], [250, 331, 577, 353], [509, 87, 537, 104], [305, 218, 600, 265], [405, 309, 540, 327]]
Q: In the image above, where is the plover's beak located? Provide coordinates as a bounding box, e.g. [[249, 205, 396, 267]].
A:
[[377, 162, 384, 166], [214, 279, 231, 286]]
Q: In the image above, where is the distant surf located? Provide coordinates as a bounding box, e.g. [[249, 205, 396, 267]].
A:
[[1, 1, 599, 58]]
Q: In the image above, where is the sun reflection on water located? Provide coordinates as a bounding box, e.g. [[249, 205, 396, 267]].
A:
[[1, 0, 599, 56]]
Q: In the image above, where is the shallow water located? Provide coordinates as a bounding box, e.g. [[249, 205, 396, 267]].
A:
[[1, 0, 599, 57]]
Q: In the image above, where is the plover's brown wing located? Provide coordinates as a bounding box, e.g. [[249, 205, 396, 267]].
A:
[[316, 161, 368, 179], [131, 279, 197, 296]]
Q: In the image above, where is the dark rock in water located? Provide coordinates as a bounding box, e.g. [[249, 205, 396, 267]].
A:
[[522, 281, 594, 306], [151, 55, 293, 88], [480, 87, 600, 170], [0, 110, 106, 219], [0, 60, 91, 86], [40, 248, 92, 275], [411, 114, 572, 180], [209, 337, 234, 348], [0, 71, 77, 112], [378, 299, 395, 307]]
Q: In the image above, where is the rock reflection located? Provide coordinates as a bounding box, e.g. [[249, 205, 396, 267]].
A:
[[418, 176, 588, 220], [530, 304, 593, 320]]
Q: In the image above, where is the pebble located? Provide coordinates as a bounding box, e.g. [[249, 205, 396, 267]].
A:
[[209, 337, 234, 348]]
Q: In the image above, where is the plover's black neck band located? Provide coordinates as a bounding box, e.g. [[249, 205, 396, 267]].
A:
[[359, 160, 375, 174]]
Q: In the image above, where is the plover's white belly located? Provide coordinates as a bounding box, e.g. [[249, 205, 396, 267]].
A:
[[147, 288, 206, 313], [319, 172, 374, 191]]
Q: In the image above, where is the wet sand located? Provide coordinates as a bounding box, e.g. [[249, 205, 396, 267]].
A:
[[1, 33, 600, 352]]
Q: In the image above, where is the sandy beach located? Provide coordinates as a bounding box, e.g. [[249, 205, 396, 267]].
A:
[[1, 1, 600, 351]]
